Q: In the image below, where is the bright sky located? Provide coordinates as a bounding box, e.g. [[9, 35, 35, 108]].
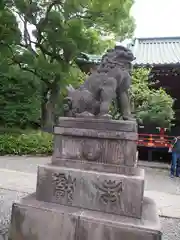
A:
[[131, 0, 180, 38]]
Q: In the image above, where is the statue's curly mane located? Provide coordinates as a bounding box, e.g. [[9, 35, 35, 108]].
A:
[[98, 45, 135, 72]]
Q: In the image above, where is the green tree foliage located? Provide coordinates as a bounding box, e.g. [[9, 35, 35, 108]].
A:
[[0, 130, 52, 155], [111, 68, 174, 127], [0, 65, 41, 127], [130, 69, 174, 127], [1, 0, 135, 129], [0, 2, 21, 45]]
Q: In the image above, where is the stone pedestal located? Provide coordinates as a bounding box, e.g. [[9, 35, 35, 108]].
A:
[[8, 117, 162, 240], [52, 117, 137, 166]]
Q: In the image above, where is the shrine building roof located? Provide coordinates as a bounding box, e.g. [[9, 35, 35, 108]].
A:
[[130, 37, 180, 67], [76, 52, 102, 64]]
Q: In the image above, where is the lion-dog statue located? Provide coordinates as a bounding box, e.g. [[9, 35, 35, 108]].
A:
[[63, 45, 135, 120]]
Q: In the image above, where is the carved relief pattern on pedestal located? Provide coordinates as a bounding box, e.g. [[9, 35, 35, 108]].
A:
[[81, 140, 102, 161], [105, 140, 124, 164], [94, 180, 123, 205], [61, 138, 81, 159], [52, 173, 76, 203]]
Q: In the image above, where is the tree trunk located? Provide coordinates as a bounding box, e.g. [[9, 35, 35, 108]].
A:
[[41, 77, 60, 132], [41, 87, 49, 130]]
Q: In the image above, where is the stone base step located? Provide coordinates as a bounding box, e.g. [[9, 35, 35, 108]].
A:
[[36, 164, 144, 218], [9, 194, 162, 240]]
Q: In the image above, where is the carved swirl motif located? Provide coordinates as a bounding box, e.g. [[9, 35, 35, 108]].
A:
[[94, 180, 123, 204], [81, 140, 102, 161], [52, 173, 76, 203]]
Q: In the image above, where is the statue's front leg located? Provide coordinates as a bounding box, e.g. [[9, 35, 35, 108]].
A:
[[99, 87, 114, 119], [119, 91, 132, 120]]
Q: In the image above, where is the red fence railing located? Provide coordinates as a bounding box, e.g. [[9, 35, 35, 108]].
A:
[[138, 133, 174, 148]]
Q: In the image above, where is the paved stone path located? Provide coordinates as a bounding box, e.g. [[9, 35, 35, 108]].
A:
[[0, 156, 180, 239]]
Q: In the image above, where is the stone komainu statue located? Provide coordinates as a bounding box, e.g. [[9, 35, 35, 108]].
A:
[[63, 45, 135, 120]]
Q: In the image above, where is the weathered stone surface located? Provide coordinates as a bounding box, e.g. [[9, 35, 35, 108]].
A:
[[53, 119, 137, 166], [57, 117, 137, 132], [51, 159, 144, 176], [36, 165, 144, 218], [9, 194, 161, 240], [63, 45, 135, 119], [53, 135, 137, 166], [8, 195, 78, 240]]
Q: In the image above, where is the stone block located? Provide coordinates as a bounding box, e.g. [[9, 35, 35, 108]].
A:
[[8, 195, 78, 240], [9, 194, 162, 240], [78, 196, 162, 240], [52, 117, 138, 166], [36, 165, 144, 218], [58, 117, 137, 132]]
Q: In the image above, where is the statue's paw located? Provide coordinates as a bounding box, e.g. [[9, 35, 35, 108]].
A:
[[76, 111, 95, 118], [98, 114, 112, 119]]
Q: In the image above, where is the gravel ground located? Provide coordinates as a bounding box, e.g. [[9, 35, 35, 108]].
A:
[[0, 189, 26, 240], [0, 189, 26, 230], [0, 156, 50, 174], [144, 167, 180, 195], [161, 217, 180, 240]]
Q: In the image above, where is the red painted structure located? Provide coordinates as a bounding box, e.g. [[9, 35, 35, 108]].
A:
[[137, 127, 174, 162], [138, 132, 173, 148], [138, 125, 174, 147]]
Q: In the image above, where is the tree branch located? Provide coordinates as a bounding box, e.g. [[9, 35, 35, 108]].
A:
[[34, 42, 64, 63], [1, 42, 41, 80], [14, 10, 37, 56], [36, 0, 59, 44]]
